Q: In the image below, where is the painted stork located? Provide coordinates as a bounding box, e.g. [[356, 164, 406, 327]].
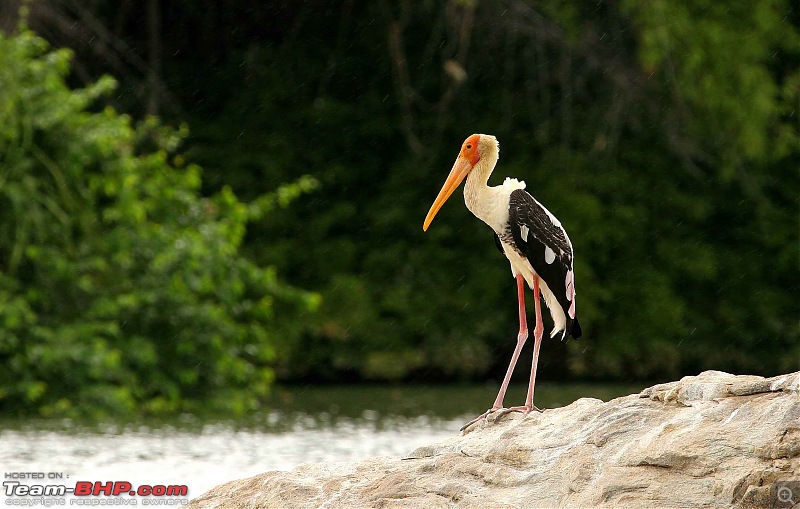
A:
[[423, 134, 582, 430]]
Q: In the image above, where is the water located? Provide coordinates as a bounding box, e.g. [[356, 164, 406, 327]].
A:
[[1, 383, 639, 499]]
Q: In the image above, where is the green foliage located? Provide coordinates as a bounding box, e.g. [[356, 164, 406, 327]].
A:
[[9, 0, 800, 391], [623, 0, 798, 171], [172, 1, 798, 382], [0, 29, 318, 417]]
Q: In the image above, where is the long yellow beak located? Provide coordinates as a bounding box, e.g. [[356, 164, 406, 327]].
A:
[[423, 156, 472, 231]]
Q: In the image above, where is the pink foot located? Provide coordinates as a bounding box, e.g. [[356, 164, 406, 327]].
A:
[[496, 404, 543, 418], [460, 404, 544, 431], [459, 407, 502, 432]]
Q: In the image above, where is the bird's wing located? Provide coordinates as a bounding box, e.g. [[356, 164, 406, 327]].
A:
[[507, 189, 581, 338]]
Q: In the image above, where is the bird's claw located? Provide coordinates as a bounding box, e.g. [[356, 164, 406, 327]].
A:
[[460, 404, 544, 432], [459, 408, 497, 432], [497, 404, 543, 418]]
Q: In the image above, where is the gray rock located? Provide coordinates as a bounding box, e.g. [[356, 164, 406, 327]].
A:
[[190, 371, 800, 508]]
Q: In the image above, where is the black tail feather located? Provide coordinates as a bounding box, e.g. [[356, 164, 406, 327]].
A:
[[570, 317, 582, 339]]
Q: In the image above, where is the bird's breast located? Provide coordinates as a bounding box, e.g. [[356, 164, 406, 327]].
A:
[[464, 186, 516, 234], [501, 238, 537, 286]]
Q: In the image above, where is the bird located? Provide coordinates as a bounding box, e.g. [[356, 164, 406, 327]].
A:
[[423, 134, 582, 431]]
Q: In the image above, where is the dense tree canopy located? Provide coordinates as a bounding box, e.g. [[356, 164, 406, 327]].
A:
[[1, 0, 797, 414], [0, 29, 317, 416]]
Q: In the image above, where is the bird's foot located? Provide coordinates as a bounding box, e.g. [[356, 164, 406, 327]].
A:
[[496, 404, 543, 418], [459, 404, 543, 432], [459, 407, 501, 432]]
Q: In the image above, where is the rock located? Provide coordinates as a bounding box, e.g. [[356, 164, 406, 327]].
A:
[[190, 371, 800, 509]]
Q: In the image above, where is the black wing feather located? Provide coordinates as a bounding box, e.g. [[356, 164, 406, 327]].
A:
[[507, 189, 581, 339]]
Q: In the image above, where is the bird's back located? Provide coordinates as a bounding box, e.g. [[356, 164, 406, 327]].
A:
[[505, 189, 581, 339]]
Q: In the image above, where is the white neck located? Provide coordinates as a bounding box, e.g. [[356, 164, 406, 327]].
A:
[[463, 154, 511, 233], [460, 134, 526, 233]]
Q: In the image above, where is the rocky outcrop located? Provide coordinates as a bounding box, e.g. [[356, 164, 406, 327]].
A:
[[190, 371, 800, 508]]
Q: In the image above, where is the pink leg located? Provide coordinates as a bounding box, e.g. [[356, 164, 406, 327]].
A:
[[524, 276, 544, 410], [461, 274, 528, 431], [499, 276, 543, 415], [490, 274, 529, 409]]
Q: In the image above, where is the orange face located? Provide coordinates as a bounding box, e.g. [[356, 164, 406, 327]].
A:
[[423, 134, 481, 231], [461, 134, 481, 167]]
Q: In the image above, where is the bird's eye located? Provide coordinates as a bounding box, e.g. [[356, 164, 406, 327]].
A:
[[466, 144, 472, 149]]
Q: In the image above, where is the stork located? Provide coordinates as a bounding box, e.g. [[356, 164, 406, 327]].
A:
[[423, 134, 582, 430]]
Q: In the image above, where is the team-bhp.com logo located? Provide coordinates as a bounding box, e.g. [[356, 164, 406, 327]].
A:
[[4, 473, 189, 506]]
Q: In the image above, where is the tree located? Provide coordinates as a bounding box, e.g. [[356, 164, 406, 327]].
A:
[[5, 1, 798, 384], [0, 28, 318, 417]]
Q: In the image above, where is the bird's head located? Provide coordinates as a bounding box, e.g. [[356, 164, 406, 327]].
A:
[[423, 134, 498, 231]]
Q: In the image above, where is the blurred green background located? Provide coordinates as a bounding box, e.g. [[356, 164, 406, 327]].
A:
[[0, 0, 797, 418]]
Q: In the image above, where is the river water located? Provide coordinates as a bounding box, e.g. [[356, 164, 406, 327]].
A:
[[2, 383, 638, 500]]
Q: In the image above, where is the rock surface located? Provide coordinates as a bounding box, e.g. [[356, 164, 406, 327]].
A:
[[190, 371, 800, 508]]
